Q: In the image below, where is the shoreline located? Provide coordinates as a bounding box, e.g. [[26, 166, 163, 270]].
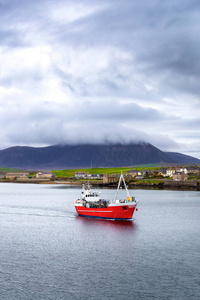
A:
[[0, 178, 199, 191]]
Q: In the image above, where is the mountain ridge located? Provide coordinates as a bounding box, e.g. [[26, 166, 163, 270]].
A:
[[0, 143, 199, 170]]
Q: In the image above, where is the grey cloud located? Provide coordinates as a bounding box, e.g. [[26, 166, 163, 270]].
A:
[[0, 0, 199, 157], [72, 101, 162, 122], [47, 0, 200, 99], [0, 29, 25, 47], [0, 98, 173, 146]]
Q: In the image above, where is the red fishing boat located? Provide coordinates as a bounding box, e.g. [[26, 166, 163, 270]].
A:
[[74, 172, 138, 220]]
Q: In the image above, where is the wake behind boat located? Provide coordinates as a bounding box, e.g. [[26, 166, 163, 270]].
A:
[[74, 172, 138, 220]]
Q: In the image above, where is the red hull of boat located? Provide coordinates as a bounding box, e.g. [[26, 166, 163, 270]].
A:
[[75, 204, 136, 220]]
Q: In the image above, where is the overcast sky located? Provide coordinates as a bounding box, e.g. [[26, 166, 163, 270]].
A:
[[0, 0, 200, 158]]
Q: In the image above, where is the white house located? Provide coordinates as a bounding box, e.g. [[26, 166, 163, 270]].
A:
[[166, 169, 176, 177]]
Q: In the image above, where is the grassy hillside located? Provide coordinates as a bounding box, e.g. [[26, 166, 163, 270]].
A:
[[53, 164, 162, 178], [0, 167, 25, 173]]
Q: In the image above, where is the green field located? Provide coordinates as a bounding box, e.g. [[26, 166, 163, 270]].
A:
[[0, 167, 25, 173], [53, 164, 162, 178], [0, 164, 163, 178]]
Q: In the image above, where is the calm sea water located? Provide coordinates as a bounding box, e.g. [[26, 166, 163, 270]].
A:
[[0, 183, 200, 300]]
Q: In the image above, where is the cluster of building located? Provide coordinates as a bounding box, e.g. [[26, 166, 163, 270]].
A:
[[75, 172, 103, 180], [126, 167, 190, 180], [103, 166, 200, 183], [0, 166, 199, 183], [1, 171, 55, 180]]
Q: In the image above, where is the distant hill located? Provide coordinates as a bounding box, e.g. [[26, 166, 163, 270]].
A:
[[164, 152, 200, 164], [0, 143, 199, 170]]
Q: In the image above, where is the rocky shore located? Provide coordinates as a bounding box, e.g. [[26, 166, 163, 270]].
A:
[[0, 178, 199, 190], [101, 179, 200, 190]]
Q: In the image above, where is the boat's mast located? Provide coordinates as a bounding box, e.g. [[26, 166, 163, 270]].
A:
[[114, 173, 122, 202], [114, 171, 131, 202], [121, 173, 131, 199]]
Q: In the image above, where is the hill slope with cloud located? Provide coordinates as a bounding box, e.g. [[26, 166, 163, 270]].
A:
[[0, 143, 199, 170]]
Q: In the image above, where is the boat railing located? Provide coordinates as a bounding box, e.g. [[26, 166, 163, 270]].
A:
[[110, 196, 137, 204]]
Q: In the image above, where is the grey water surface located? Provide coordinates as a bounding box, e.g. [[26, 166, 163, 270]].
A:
[[0, 183, 200, 300]]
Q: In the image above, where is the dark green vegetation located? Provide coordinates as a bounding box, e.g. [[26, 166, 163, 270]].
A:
[[0, 167, 24, 173], [53, 164, 162, 178]]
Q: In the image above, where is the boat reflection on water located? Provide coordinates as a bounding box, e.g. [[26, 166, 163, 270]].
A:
[[75, 215, 137, 232]]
